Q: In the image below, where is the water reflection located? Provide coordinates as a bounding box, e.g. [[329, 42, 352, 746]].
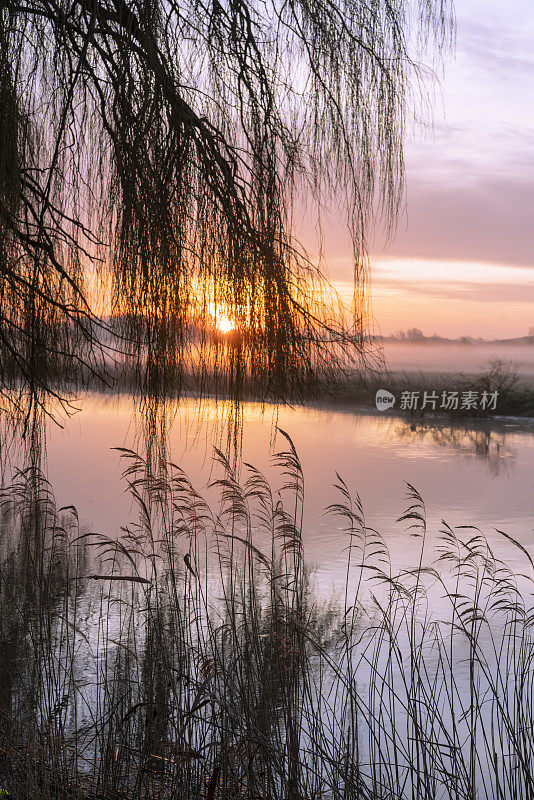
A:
[[393, 418, 516, 476], [1, 394, 533, 590]]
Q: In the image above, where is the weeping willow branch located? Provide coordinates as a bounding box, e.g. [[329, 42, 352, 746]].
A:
[[0, 0, 454, 408]]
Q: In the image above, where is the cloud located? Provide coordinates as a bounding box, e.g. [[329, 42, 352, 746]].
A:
[[369, 0, 534, 269], [310, 1, 534, 284], [459, 11, 534, 81], [372, 277, 534, 305], [374, 174, 534, 268]]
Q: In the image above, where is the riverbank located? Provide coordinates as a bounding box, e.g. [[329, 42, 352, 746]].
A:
[[324, 357, 534, 419]]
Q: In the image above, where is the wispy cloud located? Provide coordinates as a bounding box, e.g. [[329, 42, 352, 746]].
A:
[[378, 174, 534, 267], [372, 278, 534, 305]]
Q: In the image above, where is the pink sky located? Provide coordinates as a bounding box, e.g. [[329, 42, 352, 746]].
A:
[[314, 0, 534, 339]]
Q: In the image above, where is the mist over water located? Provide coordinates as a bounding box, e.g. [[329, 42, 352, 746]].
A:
[[383, 341, 534, 378]]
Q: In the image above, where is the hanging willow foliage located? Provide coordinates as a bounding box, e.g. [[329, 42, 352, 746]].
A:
[[0, 0, 453, 409]]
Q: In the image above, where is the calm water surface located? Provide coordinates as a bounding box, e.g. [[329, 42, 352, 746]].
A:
[[33, 393, 534, 587]]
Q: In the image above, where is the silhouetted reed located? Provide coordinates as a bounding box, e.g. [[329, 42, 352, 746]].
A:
[[1, 432, 533, 799]]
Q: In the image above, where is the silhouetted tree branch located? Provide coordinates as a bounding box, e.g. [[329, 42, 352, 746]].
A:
[[0, 0, 453, 410]]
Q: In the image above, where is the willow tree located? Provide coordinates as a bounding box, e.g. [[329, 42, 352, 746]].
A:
[[0, 0, 453, 411]]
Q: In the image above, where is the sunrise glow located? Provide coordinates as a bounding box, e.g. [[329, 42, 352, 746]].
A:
[[216, 315, 235, 334]]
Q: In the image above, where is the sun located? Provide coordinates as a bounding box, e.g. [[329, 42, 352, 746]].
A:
[[217, 315, 235, 334], [207, 300, 236, 333]]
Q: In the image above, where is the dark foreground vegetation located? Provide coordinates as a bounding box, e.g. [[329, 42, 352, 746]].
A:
[[1, 433, 534, 800]]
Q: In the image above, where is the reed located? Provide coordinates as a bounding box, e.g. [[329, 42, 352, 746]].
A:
[[0, 432, 533, 799]]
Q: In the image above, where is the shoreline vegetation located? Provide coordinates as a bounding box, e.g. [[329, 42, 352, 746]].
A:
[[1, 434, 534, 799], [2, 312, 534, 420], [4, 309, 534, 420], [330, 361, 534, 420], [46, 355, 534, 421]]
